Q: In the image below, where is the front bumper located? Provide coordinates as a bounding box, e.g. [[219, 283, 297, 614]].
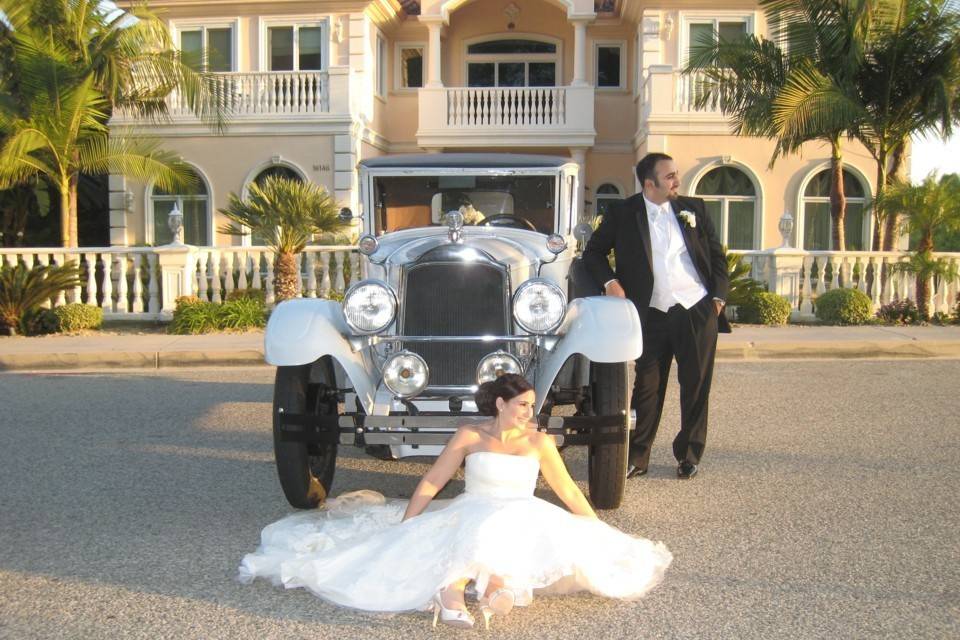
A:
[[276, 411, 627, 447]]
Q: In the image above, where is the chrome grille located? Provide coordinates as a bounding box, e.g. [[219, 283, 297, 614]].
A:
[[401, 259, 508, 387]]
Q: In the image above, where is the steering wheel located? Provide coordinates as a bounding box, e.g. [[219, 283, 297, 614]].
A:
[[477, 214, 537, 232]]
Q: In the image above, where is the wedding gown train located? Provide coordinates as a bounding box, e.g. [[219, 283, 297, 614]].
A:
[[238, 451, 673, 612]]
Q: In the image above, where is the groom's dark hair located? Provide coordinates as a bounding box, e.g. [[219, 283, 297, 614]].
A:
[[475, 374, 534, 416], [635, 153, 673, 187]]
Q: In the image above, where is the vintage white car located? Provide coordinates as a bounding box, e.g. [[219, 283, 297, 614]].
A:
[[265, 153, 641, 509]]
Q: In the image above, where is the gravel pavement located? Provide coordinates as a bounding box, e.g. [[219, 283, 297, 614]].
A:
[[1, 361, 958, 639]]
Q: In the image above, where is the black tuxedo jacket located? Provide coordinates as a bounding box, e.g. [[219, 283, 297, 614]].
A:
[[583, 193, 732, 334]]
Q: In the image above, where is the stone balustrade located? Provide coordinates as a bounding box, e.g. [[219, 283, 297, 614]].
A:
[[0, 245, 360, 320], [730, 249, 960, 320]]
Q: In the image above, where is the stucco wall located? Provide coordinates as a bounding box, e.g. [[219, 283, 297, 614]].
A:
[[126, 135, 335, 246]]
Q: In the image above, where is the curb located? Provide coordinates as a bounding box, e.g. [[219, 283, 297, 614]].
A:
[[0, 350, 267, 372], [717, 340, 960, 360], [3, 344, 960, 372]]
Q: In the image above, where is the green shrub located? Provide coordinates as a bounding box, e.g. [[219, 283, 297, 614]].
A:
[[53, 303, 103, 332], [226, 288, 266, 304], [814, 287, 873, 325], [169, 296, 266, 334], [218, 297, 266, 330], [20, 307, 60, 335], [736, 291, 791, 325], [876, 299, 920, 325], [0, 261, 82, 335], [169, 300, 221, 334]]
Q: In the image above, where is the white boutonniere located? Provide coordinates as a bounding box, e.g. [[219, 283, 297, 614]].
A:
[[677, 210, 697, 229]]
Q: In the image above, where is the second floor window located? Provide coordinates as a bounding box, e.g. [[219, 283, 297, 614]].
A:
[[466, 39, 558, 88], [686, 17, 749, 64], [399, 45, 424, 89], [595, 43, 624, 89], [268, 25, 324, 71], [180, 26, 233, 72]]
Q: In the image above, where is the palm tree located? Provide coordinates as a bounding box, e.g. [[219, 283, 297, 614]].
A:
[[684, 0, 871, 251], [0, 67, 194, 247], [0, 259, 81, 334], [0, 0, 229, 246], [873, 173, 960, 319], [853, 0, 960, 250], [218, 176, 349, 302]]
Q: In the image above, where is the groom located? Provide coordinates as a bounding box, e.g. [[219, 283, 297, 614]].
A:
[[583, 153, 730, 479]]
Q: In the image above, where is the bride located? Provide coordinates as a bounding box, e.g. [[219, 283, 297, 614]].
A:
[[239, 374, 673, 629]]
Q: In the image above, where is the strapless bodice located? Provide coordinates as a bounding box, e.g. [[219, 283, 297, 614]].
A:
[[464, 451, 539, 499]]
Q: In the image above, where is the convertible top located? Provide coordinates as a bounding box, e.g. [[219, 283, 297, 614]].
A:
[[359, 153, 573, 169]]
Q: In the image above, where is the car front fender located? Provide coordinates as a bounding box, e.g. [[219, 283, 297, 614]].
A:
[[534, 297, 642, 411], [264, 299, 378, 411]]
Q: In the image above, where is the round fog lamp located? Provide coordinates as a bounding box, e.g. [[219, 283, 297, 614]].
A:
[[476, 351, 522, 384], [383, 351, 429, 398]]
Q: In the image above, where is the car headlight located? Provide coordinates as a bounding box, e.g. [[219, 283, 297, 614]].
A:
[[382, 351, 429, 397], [476, 351, 522, 384], [513, 279, 566, 334], [342, 280, 397, 334]]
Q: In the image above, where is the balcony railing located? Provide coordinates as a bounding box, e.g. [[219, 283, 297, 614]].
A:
[[112, 71, 336, 123], [417, 85, 596, 147]]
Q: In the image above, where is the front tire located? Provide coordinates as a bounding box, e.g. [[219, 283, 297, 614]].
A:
[[587, 361, 630, 509], [273, 360, 338, 509]]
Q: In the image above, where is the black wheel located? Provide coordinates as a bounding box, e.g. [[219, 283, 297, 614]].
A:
[[273, 359, 338, 508], [587, 361, 630, 509]]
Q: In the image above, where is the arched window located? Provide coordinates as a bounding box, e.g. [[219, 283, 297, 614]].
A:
[[802, 169, 866, 250], [466, 38, 558, 87], [253, 164, 304, 186], [694, 166, 757, 250], [594, 183, 621, 218], [150, 168, 209, 245]]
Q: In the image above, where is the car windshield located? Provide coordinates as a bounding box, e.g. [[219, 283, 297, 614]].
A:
[[371, 174, 557, 234]]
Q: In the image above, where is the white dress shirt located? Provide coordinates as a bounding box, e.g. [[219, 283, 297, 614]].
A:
[[643, 196, 707, 312]]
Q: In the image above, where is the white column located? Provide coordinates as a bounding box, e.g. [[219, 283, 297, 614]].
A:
[[425, 20, 444, 88], [572, 19, 590, 87]]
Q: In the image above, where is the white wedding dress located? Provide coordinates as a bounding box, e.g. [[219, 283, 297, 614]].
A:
[[238, 451, 673, 612]]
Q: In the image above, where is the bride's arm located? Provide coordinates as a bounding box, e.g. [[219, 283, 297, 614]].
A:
[[401, 427, 472, 521], [537, 434, 598, 519]]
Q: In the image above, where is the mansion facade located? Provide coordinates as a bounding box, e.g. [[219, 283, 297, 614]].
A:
[[110, 0, 883, 252]]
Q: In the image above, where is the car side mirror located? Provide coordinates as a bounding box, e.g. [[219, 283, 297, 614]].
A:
[[573, 222, 593, 243]]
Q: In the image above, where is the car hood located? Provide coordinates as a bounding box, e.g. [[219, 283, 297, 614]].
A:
[[368, 226, 561, 270]]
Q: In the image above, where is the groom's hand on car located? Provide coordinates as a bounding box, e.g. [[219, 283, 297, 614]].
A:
[[604, 280, 625, 298]]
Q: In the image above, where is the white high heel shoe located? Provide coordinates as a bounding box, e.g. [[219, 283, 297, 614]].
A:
[[478, 588, 515, 630], [431, 593, 475, 629]]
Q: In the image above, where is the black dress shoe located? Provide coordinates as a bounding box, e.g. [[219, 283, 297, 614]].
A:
[[677, 461, 698, 479], [626, 464, 648, 479]]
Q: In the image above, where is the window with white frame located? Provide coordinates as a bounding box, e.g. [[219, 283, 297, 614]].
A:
[[266, 22, 325, 71], [397, 43, 424, 89], [150, 168, 209, 246], [178, 24, 235, 72], [683, 14, 751, 65], [801, 169, 867, 251], [595, 42, 625, 89], [594, 183, 622, 217], [465, 38, 559, 87], [376, 34, 387, 97], [694, 166, 757, 250]]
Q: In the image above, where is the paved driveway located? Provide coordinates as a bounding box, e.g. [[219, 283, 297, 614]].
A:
[[1, 361, 957, 639]]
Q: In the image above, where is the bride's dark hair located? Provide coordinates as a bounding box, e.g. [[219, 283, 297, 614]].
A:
[[474, 374, 534, 416]]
